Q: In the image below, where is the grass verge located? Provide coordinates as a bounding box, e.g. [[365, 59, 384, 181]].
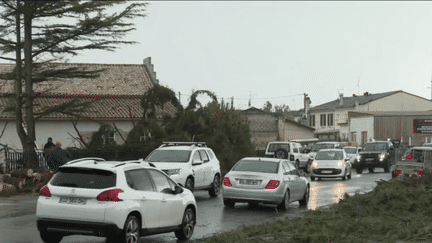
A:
[[194, 174, 432, 243]]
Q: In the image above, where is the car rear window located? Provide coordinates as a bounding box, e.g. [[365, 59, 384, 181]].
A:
[[231, 160, 279, 173], [268, 144, 289, 152], [145, 150, 191, 162], [50, 167, 116, 189], [403, 149, 432, 163]]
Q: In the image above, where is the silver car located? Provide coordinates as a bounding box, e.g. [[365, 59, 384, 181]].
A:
[[221, 157, 310, 210], [343, 147, 360, 167], [310, 149, 352, 181]]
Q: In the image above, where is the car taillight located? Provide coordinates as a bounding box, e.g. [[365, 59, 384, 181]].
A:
[[39, 185, 51, 197], [97, 189, 124, 202], [417, 171, 425, 177], [395, 170, 403, 175], [406, 154, 413, 159], [265, 180, 280, 189], [223, 177, 232, 187]]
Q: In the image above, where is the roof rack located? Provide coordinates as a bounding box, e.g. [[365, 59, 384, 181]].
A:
[[66, 157, 105, 165], [113, 160, 156, 168], [159, 142, 207, 148]]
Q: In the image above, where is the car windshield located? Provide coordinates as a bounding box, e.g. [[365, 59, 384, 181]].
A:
[[231, 160, 279, 174], [402, 149, 432, 163], [311, 144, 335, 152], [268, 144, 289, 152], [145, 150, 191, 163], [363, 143, 387, 151], [315, 151, 344, 160], [50, 167, 116, 189], [343, 148, 357, 154]]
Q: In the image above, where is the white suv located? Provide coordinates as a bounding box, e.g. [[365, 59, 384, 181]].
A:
[[143, 142, 221, 197], [264, 141, 309, 169], [36, 158, 197, 243]]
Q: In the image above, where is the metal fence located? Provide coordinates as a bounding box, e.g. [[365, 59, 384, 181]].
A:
[[3, 148, 47, 173]]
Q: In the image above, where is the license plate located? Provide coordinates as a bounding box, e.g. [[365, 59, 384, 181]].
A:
[[239, 179, 258, 185], [366, 158, 374, 161], [321, 170, 332, 174], [59, 197, 87, 205]]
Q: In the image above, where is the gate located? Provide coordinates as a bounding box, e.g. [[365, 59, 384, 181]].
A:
[[3, 147, 46, 173]]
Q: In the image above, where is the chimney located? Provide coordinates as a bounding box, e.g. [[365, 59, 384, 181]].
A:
[[363, 91, 369, 96], [143, 57, 159, 85], [303, 94, 311, 118], [353, 94, 356, 97], [339, 93, 343, 106]]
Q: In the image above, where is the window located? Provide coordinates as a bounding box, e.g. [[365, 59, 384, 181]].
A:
[[320, 114, 326, 126], [351, 132, 357, 142], [51, 168, 116, 189], [199, 150, 210, 163], [125, 169, 154, 191], [287, 163, 299, 176], [328, 114, 333, 126], [192, 151, 202, 162], [310, 115, 315, 127], [147, 169, 176, 193]]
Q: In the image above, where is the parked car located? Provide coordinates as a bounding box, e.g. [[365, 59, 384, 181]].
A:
[[390, 146, 432, 178], [36, 157, 197, 243], [222, 157, 310, 210], [309, 149, 352, 181], [343, 147, 360, 167], [354, 140, 395, 174], [142, 142, 221, 197], [422, 142, 432, 147], [264, 141, 310, 170]]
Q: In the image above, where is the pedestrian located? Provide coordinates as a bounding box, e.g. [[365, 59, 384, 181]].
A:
[[44, 137, 55, 151], [46, 142, 73, 173]]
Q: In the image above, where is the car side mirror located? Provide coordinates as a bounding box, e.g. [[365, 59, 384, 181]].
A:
[[192, 160, 203, 166], [345, 158, 350, 161], [174, 185, 184, 194]]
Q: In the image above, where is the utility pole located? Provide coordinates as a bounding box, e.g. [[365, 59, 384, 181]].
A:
[[428, 73, 432, 100], [178, 92, 181, 104]]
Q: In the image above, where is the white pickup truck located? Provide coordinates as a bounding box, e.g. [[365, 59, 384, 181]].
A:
[[264, 141, 310, 170]]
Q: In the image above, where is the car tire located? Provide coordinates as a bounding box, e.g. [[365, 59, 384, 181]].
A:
[[368, 167, 374, 173], [248, 202, 260, 208], [299, 186, 309, 207], [306, 160, 311, 173], [310, 176, 315, 181], [384, 160, 390, 173], [40, 231, 63, 243], [274, 148, 288, 159], [356, 167, 363, 174], [185, 177, 194, 192], [208, 174, 220, 197], [295, 160, 300, 170], [175, 208, 196, 240], [277, 190, 290, 211], [108, 215, 140, 243], [223, 198, 235, 208], [347, 169, 352, 179]]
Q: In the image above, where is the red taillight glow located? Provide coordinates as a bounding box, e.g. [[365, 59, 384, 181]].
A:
[[97, 189, 124, 202], [38, 185, 51, 197], [265, 180, 280, 189], [223, 177, 232, 187], [417, 171, 425, 177], [406, 154, 413, 159], [395, 170, 403, 175]]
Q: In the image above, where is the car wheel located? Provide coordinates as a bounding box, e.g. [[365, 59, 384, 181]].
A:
[[209, 174, 220, 197], [384, 161, 390, 173], [342, 169, 347, 180], [295, 160, 300, 170], [356, 167, 363, 174], [40, 231, 63, 243], [347, 169, 352, 179], [368, 167, 374, 173], [277, 190, 290, 211], [299, 186, 309, 207], [310, 176, 315, 181], [175, 208, 195, 240], [223, 198, 235, 208], [185, 177, 194, 192], [274, 148, 288, 159], [109, 215, 140, 243], [306, 160, 311, 173], [248, 202, 260, 208]]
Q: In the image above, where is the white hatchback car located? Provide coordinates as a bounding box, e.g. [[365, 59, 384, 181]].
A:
[[36, 158, 197, 243], [143, 142, 221, 197], [310, 149, 352, 181]]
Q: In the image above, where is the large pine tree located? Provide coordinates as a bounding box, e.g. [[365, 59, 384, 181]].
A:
[[0, 0, 147, 166]]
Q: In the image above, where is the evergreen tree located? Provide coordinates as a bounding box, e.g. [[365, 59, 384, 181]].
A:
[[0, 1, 147, 166]]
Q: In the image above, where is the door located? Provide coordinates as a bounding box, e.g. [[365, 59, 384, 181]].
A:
[[146, 169, 184, 228], [125, 169, 161, 229], [286, 162, 303, 200], [199, 149, 213, 186], [191, 151, 205, 187]]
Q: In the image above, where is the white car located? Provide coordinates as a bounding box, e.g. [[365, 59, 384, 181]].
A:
[[264, 141, 310, 170], [36, 158, 197, 243], [222, 157, 310, 210], [143, 142, 221, 197], [310, 149, 352, 181], [343, 147, 360, 167]]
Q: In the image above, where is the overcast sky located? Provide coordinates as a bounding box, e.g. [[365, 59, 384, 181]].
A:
[[4, 1, 432, 110]]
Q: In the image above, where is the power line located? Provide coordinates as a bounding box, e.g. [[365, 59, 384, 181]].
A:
[[177, 93, 303, 100]]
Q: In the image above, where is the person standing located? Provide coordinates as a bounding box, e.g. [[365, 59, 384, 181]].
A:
[[46, 142, 73, 172], [44, 137, 55, 151]]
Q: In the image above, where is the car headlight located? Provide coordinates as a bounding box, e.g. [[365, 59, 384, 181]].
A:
[[356, 155, 361, 162], [312, 160, 318, 167], [336, 161, 343, 167], [379, 153, 385, 161], [166, 169, 181, 175]]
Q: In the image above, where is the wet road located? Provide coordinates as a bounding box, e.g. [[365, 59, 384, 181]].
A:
[[0, 170, 390, 243]]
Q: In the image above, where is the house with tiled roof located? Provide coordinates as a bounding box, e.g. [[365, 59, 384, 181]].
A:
[[241, 107, 315, 150], [308, 90, 432, 142], [0, 57, 176, 150]]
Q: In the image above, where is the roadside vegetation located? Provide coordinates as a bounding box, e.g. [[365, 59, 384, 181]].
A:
[[0, 168, 52, 197], [195, 174, 432, 243]]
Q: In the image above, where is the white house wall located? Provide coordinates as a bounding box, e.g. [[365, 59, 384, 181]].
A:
[[0, 120, 135, 150], [349, 116, 374, 145], [367, 92, 432, 111], [283, 122, 315, 141]]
